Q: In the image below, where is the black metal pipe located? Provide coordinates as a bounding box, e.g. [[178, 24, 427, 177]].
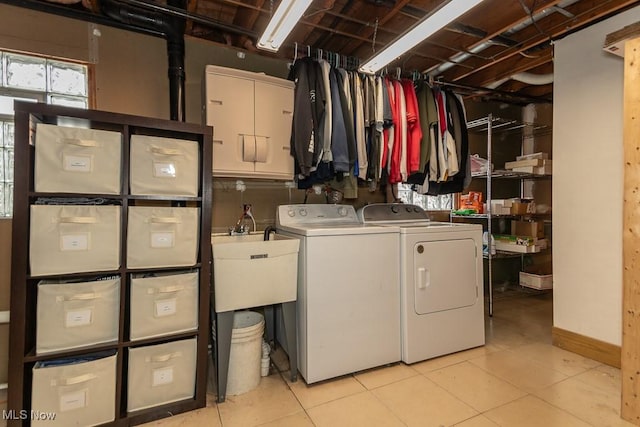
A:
[[166, 0, 186, 122], [116, 0, 257, 39], [101, 0, 187, 121], [1, 0, 165, 38]]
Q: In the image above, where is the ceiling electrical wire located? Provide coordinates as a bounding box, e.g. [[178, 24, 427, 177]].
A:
[[519, 51, 541, 59], [519, 0, 553, 43], [372, 17, 379, 52]]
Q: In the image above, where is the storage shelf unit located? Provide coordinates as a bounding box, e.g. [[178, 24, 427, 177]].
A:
[[8, 101, 213, 426], [471, 171, 551, 179], [456, 114, 552, 316]]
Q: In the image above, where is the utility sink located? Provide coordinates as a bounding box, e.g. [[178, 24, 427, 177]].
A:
[[211, 233, 300, 313]]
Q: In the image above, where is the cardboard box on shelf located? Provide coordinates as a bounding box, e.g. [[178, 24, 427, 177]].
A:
[[537, 238, 549, 250], [490, 199, 513, 215], [493, 234, 544, 253], [494, 241, 540, 253], [491, 206, 512, 215], [516, 152, 549, 161], [519, 272, 553, 290], [511, 160, 552, 175], [493, 234, 537, 246], [505, 158, 544, 169], [511, 165, 551, 175], [510, 201, 535, 215], [511, 220, 545, 238]]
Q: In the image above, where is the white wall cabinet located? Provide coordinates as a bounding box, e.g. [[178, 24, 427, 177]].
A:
[[205, 65, 294, 180]]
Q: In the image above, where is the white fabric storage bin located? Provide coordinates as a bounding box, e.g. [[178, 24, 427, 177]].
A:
[[34, 123, 122, 194], [127, 206, 199, 269], [36, 277, 120, 354], [30, 205, 121, 276], [130, 135, 199, 197], [130, 271, 198, 341], [127, 338, 197, 412], [31, 353, 117, 427]]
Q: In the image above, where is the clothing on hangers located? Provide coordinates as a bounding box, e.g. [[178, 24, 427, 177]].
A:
[[286, 55, 470, 195], [288, 57, 325, 177]]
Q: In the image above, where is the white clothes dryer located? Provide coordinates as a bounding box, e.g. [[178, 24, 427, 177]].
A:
[[358, 203, 484, 364], [276, 204, 401, 383]]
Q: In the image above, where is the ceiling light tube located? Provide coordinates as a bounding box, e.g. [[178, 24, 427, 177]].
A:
[[359, 0, 486, 74], [257, 0, 313, 52]]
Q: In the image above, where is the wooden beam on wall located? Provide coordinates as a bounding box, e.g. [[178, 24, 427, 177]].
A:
[[622, 35, 640, 426]]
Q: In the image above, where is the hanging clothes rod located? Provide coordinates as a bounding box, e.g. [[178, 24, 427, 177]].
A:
[[292, 42, 360, 71], [289, 43, 550, 104], [430, 79, 552, 104]]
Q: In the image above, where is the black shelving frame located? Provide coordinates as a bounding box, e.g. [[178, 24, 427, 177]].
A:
[[7, 101, 213, 426]]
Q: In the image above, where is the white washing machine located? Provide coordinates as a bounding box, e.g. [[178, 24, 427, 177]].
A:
[[358, 203, 484, 364], [276, 204, 401, 384]]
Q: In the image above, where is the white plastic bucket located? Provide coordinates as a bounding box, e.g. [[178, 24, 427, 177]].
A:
[[226, 311, 265, 396]]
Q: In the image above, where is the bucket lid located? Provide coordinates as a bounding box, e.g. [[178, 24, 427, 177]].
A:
[[232, 311, 264, 329]]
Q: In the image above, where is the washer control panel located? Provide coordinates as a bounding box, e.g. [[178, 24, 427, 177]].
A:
[[277, 204, 359, 226]]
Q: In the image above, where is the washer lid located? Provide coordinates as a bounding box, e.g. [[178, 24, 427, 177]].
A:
[[277, 204, 402, 235], [276, 222, 399, 237]]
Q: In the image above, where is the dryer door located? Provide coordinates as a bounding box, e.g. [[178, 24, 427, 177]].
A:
[[414, 238, 478, 314]]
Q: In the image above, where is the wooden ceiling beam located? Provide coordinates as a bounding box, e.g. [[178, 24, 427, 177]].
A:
[[446, 0, 640, 83], [422, 0, 561, 73], [338, 0, 414, 56], [290, 0, 337, 48], [185, 0, 198, 34], [231, 0, 264, 49]]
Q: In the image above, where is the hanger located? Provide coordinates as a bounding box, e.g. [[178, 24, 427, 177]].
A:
[[307, 45, 311, 57], [396, 67, 401, 80], [293, 42, 298, 64]]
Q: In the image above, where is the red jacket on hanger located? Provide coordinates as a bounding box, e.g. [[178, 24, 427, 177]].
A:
[[402, 79, 422, 175], [389, 79, 405, 184]]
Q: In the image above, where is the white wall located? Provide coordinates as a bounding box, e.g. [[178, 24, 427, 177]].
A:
[[553, 6, 640, 345]]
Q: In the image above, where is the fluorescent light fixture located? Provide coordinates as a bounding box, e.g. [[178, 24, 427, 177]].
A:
[[257, 0, 313, 52], [359, 0, 486, 74]]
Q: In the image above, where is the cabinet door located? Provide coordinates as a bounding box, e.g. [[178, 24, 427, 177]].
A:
[[205, 72, 255, 175], [254, 80, 294, 179]]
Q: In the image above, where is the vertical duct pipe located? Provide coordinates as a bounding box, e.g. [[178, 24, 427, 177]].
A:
[[165, 0, 186, 122], [100, 0, 187, 121]]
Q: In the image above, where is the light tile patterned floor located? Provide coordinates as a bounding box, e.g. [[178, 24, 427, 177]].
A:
[[134, 292, 635, 426], [2, 292, 627, 426]]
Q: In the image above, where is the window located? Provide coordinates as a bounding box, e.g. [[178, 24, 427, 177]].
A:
[[397, 183, 453, 211], [0, 51, 89, 217]]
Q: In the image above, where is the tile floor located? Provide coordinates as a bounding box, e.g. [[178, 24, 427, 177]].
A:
[[141, 291, 632, 427], [0, 292, 632, 426]]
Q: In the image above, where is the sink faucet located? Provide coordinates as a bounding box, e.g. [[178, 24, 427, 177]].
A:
[[230, 204, 256, 235]]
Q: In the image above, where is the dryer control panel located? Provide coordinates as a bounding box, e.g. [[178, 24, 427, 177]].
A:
[[358, 203, 430, 222]]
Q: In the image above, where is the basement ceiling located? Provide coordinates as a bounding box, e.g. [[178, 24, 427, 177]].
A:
[[9, 0, 640, 103]]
